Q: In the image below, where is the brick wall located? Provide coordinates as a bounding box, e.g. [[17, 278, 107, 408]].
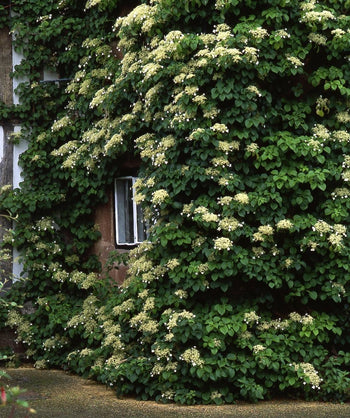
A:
[[0, 27, 12, 105], [0, 26, 13, 283], [92, 189, 128, 284]]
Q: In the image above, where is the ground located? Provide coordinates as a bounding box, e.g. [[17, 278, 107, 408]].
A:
[[0, 367, 349, 417]]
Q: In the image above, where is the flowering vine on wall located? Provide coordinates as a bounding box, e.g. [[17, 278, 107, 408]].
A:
[[0, 0, 350, 404]]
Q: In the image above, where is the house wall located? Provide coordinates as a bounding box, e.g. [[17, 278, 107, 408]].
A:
[[91, 2, 141, 284], [0, 26, 13, 282], [0, 27, 13, 106], [92, 189, 128, 285], [0, 24, 29, 280], [2, 9, 136, 284]]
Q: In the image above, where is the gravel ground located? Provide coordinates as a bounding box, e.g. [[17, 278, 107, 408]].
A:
[[0, 368, 349, 418]]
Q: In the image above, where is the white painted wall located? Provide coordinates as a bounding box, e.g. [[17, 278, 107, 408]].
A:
[[11, 39, 58, 279], [0, 126, 4, 163], [0, 126, 24, 279], [12, 247, 23, 279], [11, 23, 29, 279], [12, 125, 27, 189], [12, 125, 26, 279], [12, 42, 28, 105]]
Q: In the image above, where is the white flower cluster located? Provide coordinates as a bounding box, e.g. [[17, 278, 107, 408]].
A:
[[89, 86, 109, 109], [113, 299, 134, 316], [51, 140, 79, 158], [331, 29, 346, 39], [85, 0, 102, 10], [284, 258, 294, 269], [337, 111, 350, 123], [215, 0, 230, 10], [218, 140, 240, 153], [150, 361, 178, 377], [180, 347, 204, 367], [102, 333, 124, 352], [174, 289, 188, 299], [233, 192, 249, 205], [300, 0, 316, 12], [275, 29, 290, 39], [217, 196, 234, 205], [286, 55, 304, 68], [211, 157, 231, 168], [151, 189, 169, 205], [310, 221, 346, 251], [210, 123, 229, 133], [213, 237, 232, 250], [292, 362, 323, 389], [51, 115, 71, 132], [66, 296, 100, 334], [218, 217, 242, 232], [333, 130, 350, 143], [253, 225, 274, 242], [331, 187, 350, 200], [244, 311, 260, 324], [6, 310, 34, 345], [243, 46, 259, 64], [252, 344, 266, 354], [115, 4, 155, 33], [202, 212, 219, 223], [105, 355, 125, 368], [143, 63, 164, 80], [302, 10, 336, 24], [308, 33, 327, 45], [34, 360, 48, 369], [104, 133, 123, 153], [312, 124, 330, 140], [312, 220, 331, 235], [276, 219, 294, 230], [258, 318, 289, 331], [342, 155, 350, 182], [43, 334, 69, 352], [249, 27, 269, 39], [167, 258, 180, 270], [166, 310, 196, 330], [197, 263, 209, 275], [143, 297, 155, 311], [289, 312, 314, 325], [130, 311, 158, 334], [152, 344, 172, 361]]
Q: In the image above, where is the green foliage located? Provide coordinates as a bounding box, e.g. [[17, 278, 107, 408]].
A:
[[0, 247, 35, 415], [0, 0, 350, 405]]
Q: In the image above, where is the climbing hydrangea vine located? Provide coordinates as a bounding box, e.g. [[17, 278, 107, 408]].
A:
[[0, 0, 350, 404]]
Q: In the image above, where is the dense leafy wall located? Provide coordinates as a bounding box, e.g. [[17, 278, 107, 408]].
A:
[[1, 0, 350, 404], [0, 0, 125, 373]]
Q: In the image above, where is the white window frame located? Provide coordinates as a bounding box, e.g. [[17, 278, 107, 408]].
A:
[[114, 176, 146, 246]]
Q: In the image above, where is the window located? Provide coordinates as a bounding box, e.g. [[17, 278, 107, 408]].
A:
[[114, 177, 147, 246]]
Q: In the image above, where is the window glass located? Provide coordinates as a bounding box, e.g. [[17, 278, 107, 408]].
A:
[[137, 203, 147, 242], [115, 177, 146, 245]]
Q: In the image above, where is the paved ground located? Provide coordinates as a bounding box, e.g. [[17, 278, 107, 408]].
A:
[[0, 368, 349, 417]]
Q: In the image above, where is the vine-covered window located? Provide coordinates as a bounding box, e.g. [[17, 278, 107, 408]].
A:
[[114, 177, 146, 246]]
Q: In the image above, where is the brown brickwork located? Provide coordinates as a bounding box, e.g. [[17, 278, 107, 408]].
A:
[[0, 27, 13, 106], [92, 189, 128, 285], [91, 2, 139, 286], [0, 25, 13, 282]]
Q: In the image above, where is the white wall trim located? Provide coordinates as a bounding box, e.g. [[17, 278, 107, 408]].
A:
[[0, 126, 4, 163], [12, 125, 27, 279]]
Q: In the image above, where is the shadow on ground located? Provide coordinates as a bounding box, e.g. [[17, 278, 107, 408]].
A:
[[0, 367, 349, 417]]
